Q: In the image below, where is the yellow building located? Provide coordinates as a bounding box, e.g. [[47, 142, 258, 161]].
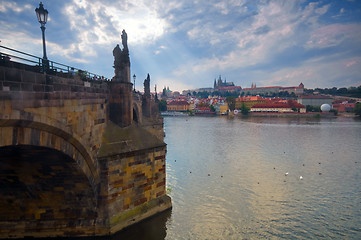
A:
[[167, 100, 190, 111], [219, 104, 229, 115], [235, 96, 267, 109], [189, 101, 196, 111]]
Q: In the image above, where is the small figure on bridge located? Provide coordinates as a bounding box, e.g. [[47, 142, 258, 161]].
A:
[[144, 74, 150, 97], [113, 44, 122, 70], [121, 29, 128, 51]]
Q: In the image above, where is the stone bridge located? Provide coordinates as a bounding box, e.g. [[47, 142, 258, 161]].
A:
[[0, 38, 171, 238]]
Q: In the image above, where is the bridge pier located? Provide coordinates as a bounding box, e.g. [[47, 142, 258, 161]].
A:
[[97, 122, 171, 235]]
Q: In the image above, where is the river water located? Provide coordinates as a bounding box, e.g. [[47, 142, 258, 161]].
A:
[[116, 116, 361, 240]]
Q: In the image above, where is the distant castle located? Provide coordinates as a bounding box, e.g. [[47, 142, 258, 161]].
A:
[[182, 76, 304, 96], [213, 75, 242, 92], [240, 82, 304, 96], [214, 75, 235, 89]]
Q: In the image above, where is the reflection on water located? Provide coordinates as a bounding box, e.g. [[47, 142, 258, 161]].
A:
[[164, 116, 361, 239]]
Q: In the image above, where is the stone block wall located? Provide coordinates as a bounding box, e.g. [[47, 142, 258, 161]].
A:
[[98, 146, 170, 234], [109, 81, 133, 128]]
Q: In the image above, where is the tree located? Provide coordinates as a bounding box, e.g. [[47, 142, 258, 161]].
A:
[[330, 109, 338, 116], [197, 102, 209, 108], [240, 103, 249, 115], [279, 91, 290, 97], [355, 103, 361, 117], [226, 96, 236, 111], [306, 105, 321, 112], [158, 100, 167, 112], [337, 87, 347, 95], [197, 91, 210, 99], [302, 85, 361, 98], [209, 105, 216, 112]]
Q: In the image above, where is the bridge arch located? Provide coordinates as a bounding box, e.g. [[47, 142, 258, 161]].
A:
[[0, 145, 98, 233], [0, 117, 102, 235], [0, 119, 100, 196]]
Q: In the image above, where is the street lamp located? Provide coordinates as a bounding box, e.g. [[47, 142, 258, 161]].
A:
[[133, 74, 136, 92], [35, 2, 48, 70]]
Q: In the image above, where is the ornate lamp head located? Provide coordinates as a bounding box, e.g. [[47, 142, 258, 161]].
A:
[[35, 2, 48, 25]]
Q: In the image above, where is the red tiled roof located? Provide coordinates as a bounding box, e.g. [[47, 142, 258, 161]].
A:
[[280, 86, 302, 90], [168, 100, 189, 106], [242, 86, 281, 90], [292, 103, 306, 108], [333, 103, 355, 107]]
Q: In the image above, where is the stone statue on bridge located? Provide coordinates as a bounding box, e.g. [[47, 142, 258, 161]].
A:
[[144, 74, 150, 97], [113, 44, 122, 69], [121, 29, 128, 50], [113, 29, 130, 82]]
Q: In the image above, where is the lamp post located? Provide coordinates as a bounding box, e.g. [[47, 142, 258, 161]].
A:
[[35, 2, 48, 71], [133, 74, 136, 92]]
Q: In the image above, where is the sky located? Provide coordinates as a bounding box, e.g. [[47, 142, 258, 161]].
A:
[[1, 0, 361, 92]]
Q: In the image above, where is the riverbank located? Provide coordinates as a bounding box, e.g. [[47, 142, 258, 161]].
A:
[[161, 111, 359, 119], [246, 112, 337, 118]]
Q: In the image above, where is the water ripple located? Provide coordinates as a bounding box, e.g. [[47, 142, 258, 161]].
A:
[[164, 117, 361, 239]]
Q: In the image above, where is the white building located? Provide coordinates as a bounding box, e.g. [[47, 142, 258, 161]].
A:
[[297, 95, 333, 107]]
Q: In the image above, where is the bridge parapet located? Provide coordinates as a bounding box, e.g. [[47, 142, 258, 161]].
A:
[[0, 64, 108, 97]]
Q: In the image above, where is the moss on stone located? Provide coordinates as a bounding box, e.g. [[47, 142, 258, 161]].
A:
[[109, 195, 171, 226]]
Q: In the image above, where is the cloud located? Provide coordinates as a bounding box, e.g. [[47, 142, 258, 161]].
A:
[[0, 2, 31, 13], [345, 59, 357, 68], [260, 54, 361, 88], [254, 25, 271, 35], [165, 1, 361, 89], [305, 23, 361, 49], [173, 1, 302, 75], [58, 0, 169, 58], [1, 0, 361, 91], [154, 45, 167, 55], [156, 77, 194, 93]]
